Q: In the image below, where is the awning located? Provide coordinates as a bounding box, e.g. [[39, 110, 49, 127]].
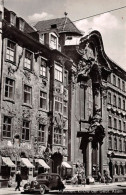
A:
[[36, 159, 50, 169], [62, 161, 72, 168], [21, 158, 35, 168], [2, 157, 16, 167]]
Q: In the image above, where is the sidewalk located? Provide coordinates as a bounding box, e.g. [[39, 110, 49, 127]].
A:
[[0, 181, 126, 194]]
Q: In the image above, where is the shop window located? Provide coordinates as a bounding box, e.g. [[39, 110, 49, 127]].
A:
[[40, 59, 47, 77], [6, 40, 16, 62], [40, 91, 47, 110], [108, 92, 111, 104], [24, 85, 32, 105], [3, 116, 12, 138], [22, 120, 30, 141], [108, 135, 112, 149], [55, 64, 62, 82], [118, 97, 121, 109], [63, 101, 67, 116], [113, 95, 117, 107], [24, 50, 33, 70], [54, 127, 62, 145], [38, 124, 45, 143], [55, 96, 62, 113], [5, 78, 14, 99]]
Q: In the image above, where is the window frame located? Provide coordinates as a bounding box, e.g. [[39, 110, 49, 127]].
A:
[[64, 70, 68, 86], [10, 12, 16, 26], [113, 94, 117, 107], [108, 116, 112, 128], [53, 127, 62, 145], [114, 136, 117, 151], [40, 58, 47, 77], [114, 118, 117, 129], [23, 84, 32, 105], [19, 18, 25, 31], [24, 49, 33, 70], [113, 74, 116, 86], [50, 33, 58, 49], [55, 96, 62, 113], [108, 92, 111, 104], [118, 97, 121, 109], [4, 77, 15, 100], [55, 63, 63, 82], [40, 91, 47, 110], [39, 34, 44, 44], [108, 135, 112, 150], [2, 115, 12, 138], [22, 120, 30, 141], [38, 124, 45, 143], [6, 39, 16, 63], [63, 101, 68, 116]]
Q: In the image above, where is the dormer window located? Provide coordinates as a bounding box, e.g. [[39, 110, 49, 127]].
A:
[[19, 18, 24, 31], [50, 33, 58, 49], [10, 12, 16, 26], [39, 34, 44, 44]]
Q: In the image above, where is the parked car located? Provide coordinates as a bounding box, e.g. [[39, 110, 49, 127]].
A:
[[23, 173, 65, 194]]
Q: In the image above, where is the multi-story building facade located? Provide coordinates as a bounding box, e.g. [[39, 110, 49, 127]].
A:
[[0, 2, 126, 183]]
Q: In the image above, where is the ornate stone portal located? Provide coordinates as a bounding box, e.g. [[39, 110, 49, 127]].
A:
[[76, 31, 111, 184]]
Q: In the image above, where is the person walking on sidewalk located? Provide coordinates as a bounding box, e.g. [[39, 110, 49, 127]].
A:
[[15, 170, 22, 191]]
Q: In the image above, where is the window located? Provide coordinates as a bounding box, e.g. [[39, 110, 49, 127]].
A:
[[24, 85, 32, 104], [3, 116, 12, 138], [40, 59, 47, 77], [124, 140, 126, 153], [113, 95, 117, 107], [19, 19, 24, 31], [114, 118, 117, 129], [55, 96, 62, 113], [118, 78, 121, 88], [108, 116, 112, 127], [118, 97, 121, 108], [38, 124, 45, 143], [107, 74, 111, 83], [119, 120, 122, 131], [54, 127, 62, 144], [64, 70, 68, 86], [5, 78, 14, 99], [24, 50, 32, 70], [22, 120, 30, 141], [108, 92, 111, 104], [39, 34, 44, 44], [113, 75, 116, 86], [123, 121, 126, 132], [63, 101, 67, 116], [63, 130, 67, 146], [6, 40, 16, 62], [119, 138, 122, 151], [40, 91, 47, 110], [10, 12, 16, 26], [55, 64, 62, 82], [122, 81, 125, 91], [114, 137, 117, 150], [50, 34, 57, 49], [123, 100, 125, 110], [108, 135, 112, 149]]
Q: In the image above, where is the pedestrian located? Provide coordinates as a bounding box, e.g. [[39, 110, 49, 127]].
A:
[[104, 171, 109, 184], [15, 170, 22, 191], [97, 171, 101, 182]]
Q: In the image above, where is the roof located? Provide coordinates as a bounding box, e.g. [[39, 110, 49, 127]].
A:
[[35, 17, 82, 36]]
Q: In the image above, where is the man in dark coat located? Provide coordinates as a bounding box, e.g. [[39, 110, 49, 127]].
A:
[[15, 170, 22, 191]]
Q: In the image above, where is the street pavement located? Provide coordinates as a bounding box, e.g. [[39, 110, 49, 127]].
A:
[[0, 182, 126, 194]]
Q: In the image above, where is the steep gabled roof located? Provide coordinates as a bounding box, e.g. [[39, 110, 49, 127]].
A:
[[34, 17, 82, 36]]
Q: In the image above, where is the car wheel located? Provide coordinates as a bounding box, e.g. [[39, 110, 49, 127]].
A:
[[40, 185, 45, 195]]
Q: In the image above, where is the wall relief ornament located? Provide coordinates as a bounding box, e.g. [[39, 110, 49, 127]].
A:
[[22, 109, 30, 119], [36, 113, 48, 125]]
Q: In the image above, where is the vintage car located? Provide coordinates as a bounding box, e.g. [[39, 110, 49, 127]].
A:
[[23, 173, 65, 194]]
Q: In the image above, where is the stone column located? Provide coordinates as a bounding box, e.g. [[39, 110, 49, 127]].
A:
[[99, 141, 103, 176], [86, 137, 94, 184]]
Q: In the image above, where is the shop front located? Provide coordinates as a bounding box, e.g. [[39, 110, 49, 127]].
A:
[[61, 161, 72, 179], [20, 158, 35, 180]]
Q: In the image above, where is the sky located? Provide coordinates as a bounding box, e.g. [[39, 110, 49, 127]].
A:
[[3, 0, 126, 70]]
